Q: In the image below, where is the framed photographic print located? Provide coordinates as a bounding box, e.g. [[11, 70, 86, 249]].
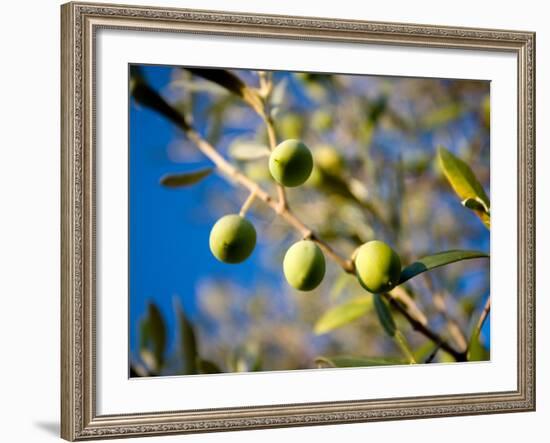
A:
[[61, 1, 536, 440]]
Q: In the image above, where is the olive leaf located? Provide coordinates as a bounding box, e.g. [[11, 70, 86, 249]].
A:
[[269, 77, 288, 118], [228, 141, 270, 161], [185, 68, 265, 116], [131, 75, 189, 130], [196, 358, 223, 374], [315, 356, 404, 368], [178, 304, 198, 375], [437, 146, 490, 228], [314, 295, 373, 335], [399, 250, 489, 285], [421, 103, 463, 129], [160, 168, 213, 188], [139, 302, 167, 373], [467, 333, 490, 362], [373, 293, 396, 337]]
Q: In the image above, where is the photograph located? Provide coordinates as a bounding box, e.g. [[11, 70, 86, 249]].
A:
[[129, 64, 491, 377]]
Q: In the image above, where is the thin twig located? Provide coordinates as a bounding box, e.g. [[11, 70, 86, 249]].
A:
[[264, 114, 288, 211], [383, 292, 467, 362], [423, 274, 468, 352], [239, 190, 257, 217], [469, 296, 491, 349]]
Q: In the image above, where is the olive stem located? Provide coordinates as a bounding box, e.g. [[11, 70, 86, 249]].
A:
[[468, 296, 491, 353], [263, 88, 288, 212], [239, 190, 257, 217]]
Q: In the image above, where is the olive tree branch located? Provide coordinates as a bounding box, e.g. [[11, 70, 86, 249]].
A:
[[133, 77, 463, 357], [382, 292, 467, 362], [184, 127, 354, 273], [239, 190, 257, 217]]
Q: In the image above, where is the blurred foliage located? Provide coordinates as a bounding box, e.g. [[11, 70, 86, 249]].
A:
[[130, 65, 491, 376]]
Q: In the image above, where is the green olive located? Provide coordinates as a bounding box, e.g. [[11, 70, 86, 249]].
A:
[[277, 113, 305, 139], [283, 240, 326, 291], [314, 144, 345, 176], [209, 214, 256, 264], [311, 110, 334, 132], [354, 240, 401, 293], [269, 139, 313, 187]]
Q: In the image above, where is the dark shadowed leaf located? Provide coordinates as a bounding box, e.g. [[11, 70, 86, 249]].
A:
[[315, 356, 404, 368], [139, 303, 166, 373], [196, 358, 223, 374], [399, 250, 489, 285], [185, 68, 265, 116], [462, 197, 490, 214], [314, 295, 373, 335], [131, 79, 189, 130], [178, 306, 198, 375], [160, 168, 213, 188], [373, 294, 396, 337], [437, 146, 490, 228]]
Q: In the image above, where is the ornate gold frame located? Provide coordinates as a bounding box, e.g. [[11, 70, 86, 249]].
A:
[[61, 2, 536, 440]]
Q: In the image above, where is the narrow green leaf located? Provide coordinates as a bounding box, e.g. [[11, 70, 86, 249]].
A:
[[138, 303, 166, 373], [131, 78, 189, 130], [160, 167, 213, 188], [394, 330, 416, 364], [467, 334, 490, 362], [178, 306, 198, 375], [329, 272, 355, 301], [462, 197, 490, 214], [315, 356, 404, 368], [399, 250, 489, 285], [437, 146, 490, 228], [421, 103, 462, 129], [185, 68, 265, 116], [228, 141, 270, 161], [196, 358, 223, 374], [314, 295, 373, 335], [373, 294, 396, 337]]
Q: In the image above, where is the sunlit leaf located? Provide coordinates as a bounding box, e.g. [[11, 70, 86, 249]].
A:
[[314, 295, 373, 335], [329, 272, 356, 301], [178, 305, 198, 375], [315, 356, 404, 368], [437, 146, 490, 228], [421, 103, 462, 129], [270, 77, 288, 117], [196, 358, 223, 374], [394, 330, 416, 364], [228, 141, 270, 161], [373, 294, 396, 337], [399, 250, 489, 285], [160, 168, 213, 188]]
